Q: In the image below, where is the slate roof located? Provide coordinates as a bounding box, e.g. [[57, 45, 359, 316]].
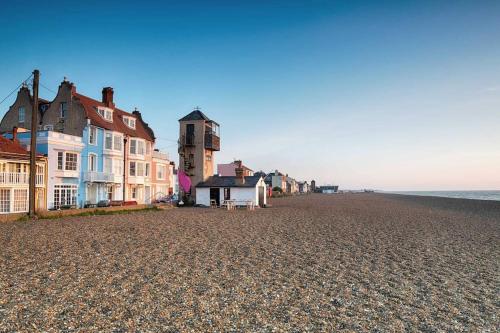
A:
[[74, 93, 155, 141], [196, 175, 262, 188], [179, 110, 210, 122]]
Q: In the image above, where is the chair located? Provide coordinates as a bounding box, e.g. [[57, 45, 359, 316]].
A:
[[210, 199, 217, 208]]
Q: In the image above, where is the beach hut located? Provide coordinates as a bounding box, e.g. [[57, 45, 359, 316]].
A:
[[195, 173, 267, 208]]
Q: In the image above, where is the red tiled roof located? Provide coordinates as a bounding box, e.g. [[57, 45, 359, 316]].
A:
[[0, 136, 44, 160], [73, 93, 155, 142], [0, 136, 29, 155]]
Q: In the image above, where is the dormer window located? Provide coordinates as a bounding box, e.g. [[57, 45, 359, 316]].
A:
[[97, 107, 113, 122], [123, 116, 136, 129]]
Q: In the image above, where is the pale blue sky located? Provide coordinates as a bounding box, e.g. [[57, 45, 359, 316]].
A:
[[1, 1, 499, 190]]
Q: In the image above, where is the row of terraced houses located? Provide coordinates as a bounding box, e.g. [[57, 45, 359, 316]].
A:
[[0, 79, 175, 213]]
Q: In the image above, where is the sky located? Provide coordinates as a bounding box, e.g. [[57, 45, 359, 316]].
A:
[[0, 0, 499, 190]]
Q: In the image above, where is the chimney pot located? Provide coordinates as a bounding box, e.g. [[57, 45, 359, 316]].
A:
[[235, 166, 245, 185], [102, 87, 114, 108], [12, 127, 18, 142]]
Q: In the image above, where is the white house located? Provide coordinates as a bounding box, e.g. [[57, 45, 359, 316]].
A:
[[17, 130, 85, 209], [195, 174, 267, 207]]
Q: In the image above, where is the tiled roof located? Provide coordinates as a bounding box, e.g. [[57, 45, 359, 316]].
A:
[[179, 110, 210, 122], [196, 175, 262, 188], [0, 136, 44, 160], [74, 93, 155, 141]]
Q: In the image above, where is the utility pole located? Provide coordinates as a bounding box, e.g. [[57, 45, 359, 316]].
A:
[[29, 69, 39, 218]]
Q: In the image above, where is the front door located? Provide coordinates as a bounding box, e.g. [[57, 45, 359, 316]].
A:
[[258, 186, 265, 207], [210, 188, 220, 206], [145, 186, 151, 204], [88, 184, 97, 204]]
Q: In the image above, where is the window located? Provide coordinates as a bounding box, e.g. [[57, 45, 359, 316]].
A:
[[88, 154, 97, 172], [157, 164, 166, 180], [123, 116, 136, 129], [89, 126, 97, 145], [53, 185, 77, 209], [130, 139, 137, 154], [60, 102, 67, 118], [104, 157, 112, 174], [113, 159, 122, 175], [206, 155, 212, 161], [18, 107, 25, 123], [97, 108, 113, 121], [129, 161, 136, 176], [0, 189, 10, 213], [136, 162, 144, 177], [138, 141, 145, 155], [107, 185, 113, 200], [113, 135, 122, 151], [65, 153, 78, 171], [57, 152, 63, 170], [105, 132, 113, 150], [224, 188, 231, 201], [13, 189, 28, 212], [145, 163, 150, 177], [131, 186, 137, 199]]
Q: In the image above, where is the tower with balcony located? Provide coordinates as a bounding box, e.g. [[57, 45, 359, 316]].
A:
[[178, 108, 220, 198]]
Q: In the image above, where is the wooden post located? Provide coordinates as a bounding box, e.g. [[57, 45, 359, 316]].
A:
[[29, 69, 39, 218]]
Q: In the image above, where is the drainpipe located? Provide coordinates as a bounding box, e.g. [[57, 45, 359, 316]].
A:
[[123, 135, 128, 202]]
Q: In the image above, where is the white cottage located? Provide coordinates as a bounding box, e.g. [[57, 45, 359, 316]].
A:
[[195, 173, 267, 208]]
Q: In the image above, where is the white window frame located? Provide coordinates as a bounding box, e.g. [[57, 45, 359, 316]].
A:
[[123, 116, 136, 129], [97, 107, 113, 122], [65, 152, 78, 171], [88, 153, 97, 172], [104, 132, 113, 150], [89, 126, 97, 145], [60, 102, 67, 118], [53, 184, 78, 209], [129, 161, 136, 176], [113, 134, 122, 151], [157, 164, 166, 180], [18, 107, 25, 123], [145, 163, 150, 177]]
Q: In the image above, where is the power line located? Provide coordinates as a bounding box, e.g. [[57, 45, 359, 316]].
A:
[[40, 82, 57, 95], [0, 73, 33, 108]]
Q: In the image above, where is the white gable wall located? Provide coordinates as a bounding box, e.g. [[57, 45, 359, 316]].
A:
[[196, 187, 211, 206]]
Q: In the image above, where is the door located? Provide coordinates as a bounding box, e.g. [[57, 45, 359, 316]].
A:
[[210, 188, 220, 206], [145, 186, 151, 204], [88, 184, 97, 204], [258, 186, 265, 207]]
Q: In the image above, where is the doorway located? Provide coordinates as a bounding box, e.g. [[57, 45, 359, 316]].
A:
[[258, 186, 265, 207], [145, 186, 151, 204], [210, 188, 220, 206]]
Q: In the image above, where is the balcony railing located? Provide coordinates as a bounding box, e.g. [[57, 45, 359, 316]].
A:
[[0, 172, 44, 186], [204, 132, 220, 151], [83, 171, 115, 183]]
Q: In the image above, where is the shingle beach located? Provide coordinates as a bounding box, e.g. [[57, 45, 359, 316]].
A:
[[1, 194, 499, 332]]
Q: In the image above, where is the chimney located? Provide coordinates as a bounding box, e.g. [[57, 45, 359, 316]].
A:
[[235, 166, 245, 185], [235, 160, 245, 184], [102, 87, 114, 108], [12, 127, 18, 142]]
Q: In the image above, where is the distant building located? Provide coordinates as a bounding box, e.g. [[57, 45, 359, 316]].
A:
[[266, 170, 287, 191], [298, 181, 309, 193], [319, 185, 339, 194], [311, 180, 316, 192], [178, 109, 220, 199], [217, 160, 253, 177]]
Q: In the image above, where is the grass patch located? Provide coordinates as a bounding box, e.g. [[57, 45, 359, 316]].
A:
[[16, 206, 162, 222]]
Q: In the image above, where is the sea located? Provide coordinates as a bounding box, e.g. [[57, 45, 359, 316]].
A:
[[384, 191, 500, 201]]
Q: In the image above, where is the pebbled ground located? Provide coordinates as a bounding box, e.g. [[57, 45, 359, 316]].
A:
[[0, 193, 499, 332]]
